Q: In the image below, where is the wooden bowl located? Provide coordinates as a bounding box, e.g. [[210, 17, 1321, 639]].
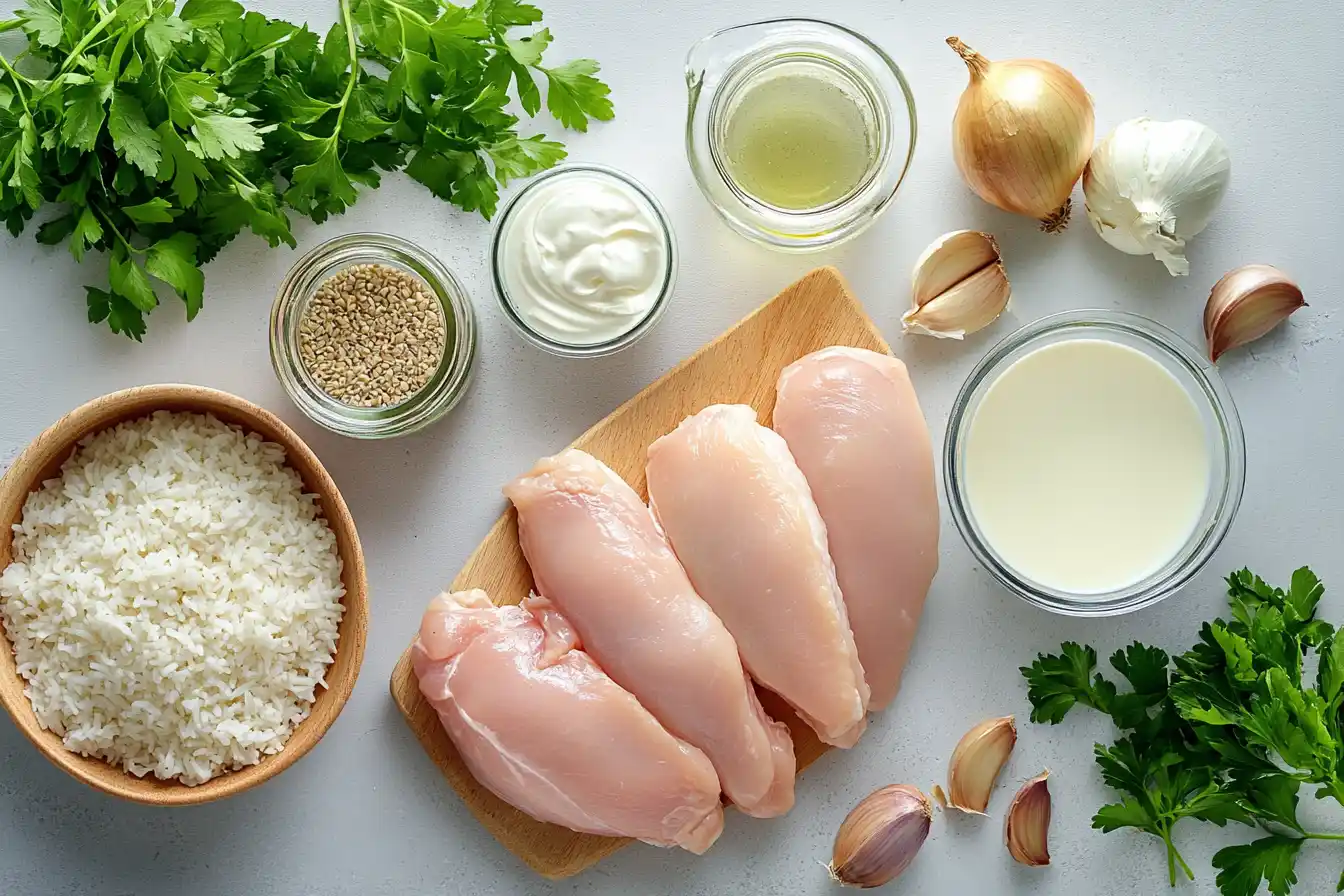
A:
[[0, 384, 368, 805]]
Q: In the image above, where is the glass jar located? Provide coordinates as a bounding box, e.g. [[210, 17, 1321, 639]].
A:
[[270, 233, 477, 439], [684, 18, 917, 251], [490, 164, 677, 358], [943, 310, 1246, 617]]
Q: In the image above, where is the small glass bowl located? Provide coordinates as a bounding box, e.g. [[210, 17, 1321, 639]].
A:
[[490, 164, 677, 358], [943, 310, 1246, 617], [270, 233, 477, 439], [684, 18, 917, 251]]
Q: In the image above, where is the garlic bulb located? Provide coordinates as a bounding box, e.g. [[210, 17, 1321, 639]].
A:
[[1083, 118, 1231, 276]]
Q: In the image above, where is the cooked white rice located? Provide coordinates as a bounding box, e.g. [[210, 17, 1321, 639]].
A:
[[0, 411, 345, 785]]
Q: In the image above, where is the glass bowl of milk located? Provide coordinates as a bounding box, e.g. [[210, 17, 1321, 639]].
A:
[[944, 310, 1246, 616]]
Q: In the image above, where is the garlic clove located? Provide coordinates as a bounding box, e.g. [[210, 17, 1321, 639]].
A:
[[1005, 771, 1052, 867], [904, 230, 1011, 339], [931, 784, 949, 810], [829, 784, 933, 889], [1204, 264, 1306, 362], [946, 715, 1016, 814]]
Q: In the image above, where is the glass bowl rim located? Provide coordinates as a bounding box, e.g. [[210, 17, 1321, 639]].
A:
[[489, 163, 678, 359], [269, 232, 477, 439], [942, 309, 1247, 617]]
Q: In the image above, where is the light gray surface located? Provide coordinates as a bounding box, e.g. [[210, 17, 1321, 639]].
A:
[[1, 0, 1340, 893]]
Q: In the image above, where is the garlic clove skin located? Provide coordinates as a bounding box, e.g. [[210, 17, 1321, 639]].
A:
[[1204, 264, 1306, 362], [946, 715, 1016, 814], [829, 784, 933, 889], [1005, 771, 1052, 866], [904, 230, 1011, 339], [1082, 118, 1231, 277]]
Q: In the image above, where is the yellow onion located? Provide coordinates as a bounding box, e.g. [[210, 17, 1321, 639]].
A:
[[947, 37, 1095, 232]]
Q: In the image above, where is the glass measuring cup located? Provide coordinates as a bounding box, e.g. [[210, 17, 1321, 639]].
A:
[[685, 18, 917, 251]]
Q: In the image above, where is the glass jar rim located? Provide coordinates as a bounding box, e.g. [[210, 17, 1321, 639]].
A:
[[489, 163, 678, 358], [270, 232, 477, 439], [943, 309, 1247, 617]]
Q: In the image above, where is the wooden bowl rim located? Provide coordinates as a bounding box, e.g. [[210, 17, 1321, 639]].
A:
[[0, 384, 368, 806]]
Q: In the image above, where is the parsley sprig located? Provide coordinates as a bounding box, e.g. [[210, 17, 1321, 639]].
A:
[[0, 0, 612, 339], [1024, 568, 1344, 896]]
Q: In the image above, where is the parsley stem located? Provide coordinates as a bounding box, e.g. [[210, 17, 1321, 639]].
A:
[[1304, 831, 1344, 841], [54, 11, 117, 78], [380, 0, 431, 26], [0, 19, 22, 33], [1162, 826, 1195, 884], [333, 0, 360, 135], [220, 35, 299, 81], [90, 204, 137, 255], [0, 55, 34, 120]]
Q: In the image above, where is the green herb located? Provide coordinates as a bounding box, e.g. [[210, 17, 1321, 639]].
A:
[[1023, 567, 1344, 896], [0, 0, 611, 339]]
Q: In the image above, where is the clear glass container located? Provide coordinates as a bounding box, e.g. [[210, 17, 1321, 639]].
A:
[[944, 311, 1246, 617], [270, 233, 477, 439], [685, 18, 917, 251], [490, 164, 677, 358]]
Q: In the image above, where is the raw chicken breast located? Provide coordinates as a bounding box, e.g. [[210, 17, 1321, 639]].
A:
[[646, 405, 869, 748], [411, 589, 725, 852], [505, 450, 796, 817], [774, 347, 939, 709]]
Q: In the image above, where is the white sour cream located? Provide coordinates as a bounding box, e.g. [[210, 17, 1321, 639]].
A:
[[963, 339, 1211, 595], [497, 170, 670, 346]]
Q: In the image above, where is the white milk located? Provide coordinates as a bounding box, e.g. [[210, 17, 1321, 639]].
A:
[[963, 338, 1210, 595]]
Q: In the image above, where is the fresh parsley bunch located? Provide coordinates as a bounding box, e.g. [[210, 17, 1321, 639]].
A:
[[0, 0, 612, 339], [1023, 568, 1344, 896]]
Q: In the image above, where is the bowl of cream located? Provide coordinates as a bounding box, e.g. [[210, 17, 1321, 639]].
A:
[[490, 163, 677, 357], [944, 310, 1246, 616]]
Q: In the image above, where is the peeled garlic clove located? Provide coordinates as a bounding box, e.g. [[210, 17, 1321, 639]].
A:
[[903, 230, 1011, 339], [946, 715, 1016, 814], [829, 784, 933, 889], [1005, 771, 1052, 866], [1204, 264, 1306, 361]]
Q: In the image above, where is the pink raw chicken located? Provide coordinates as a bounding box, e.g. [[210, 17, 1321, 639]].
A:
[[774, 347, 940, 709], [410, 589, 725, 853], [505, 449, 796, 818], [646, 405, 870, 748]]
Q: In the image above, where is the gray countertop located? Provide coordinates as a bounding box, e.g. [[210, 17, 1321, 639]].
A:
[[2, 0, 1342, 893]]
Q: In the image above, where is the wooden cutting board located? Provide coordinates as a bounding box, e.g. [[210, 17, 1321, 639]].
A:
[[389, 266, 891, 879]]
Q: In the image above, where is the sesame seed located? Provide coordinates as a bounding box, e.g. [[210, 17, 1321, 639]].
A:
[[297, 263, 448, 408]]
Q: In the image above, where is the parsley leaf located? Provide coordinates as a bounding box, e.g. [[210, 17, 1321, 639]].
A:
[[109, 92, 162, 176], [541, 58, 612, 131], [1214, 837, 1304, 896], [191, 114, 265, 160], [18, 0, 63, 48], [122, 198, 178, 224], [1021, 642, 1117, 723], [109, 245, 159, 313], [145, 232, 205, 319]]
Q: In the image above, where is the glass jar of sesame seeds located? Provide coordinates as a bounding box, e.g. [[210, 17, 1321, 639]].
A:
[[270, 233, 477, 439]]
